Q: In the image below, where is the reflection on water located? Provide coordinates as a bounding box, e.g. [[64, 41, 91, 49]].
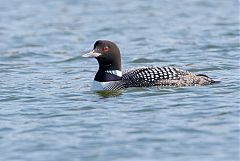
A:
[[96, 90, 123, 98]]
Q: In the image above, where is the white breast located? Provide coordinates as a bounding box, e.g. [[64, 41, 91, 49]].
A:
[[91, 80, 111, 91]]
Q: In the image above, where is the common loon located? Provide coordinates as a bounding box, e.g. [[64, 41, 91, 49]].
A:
[[83, 40, 216, 91]]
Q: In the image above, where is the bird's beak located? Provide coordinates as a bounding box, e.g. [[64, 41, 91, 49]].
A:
[[82, 50, 101, 58]]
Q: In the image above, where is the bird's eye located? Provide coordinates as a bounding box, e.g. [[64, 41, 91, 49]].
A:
[[103, 46, 109, 52]]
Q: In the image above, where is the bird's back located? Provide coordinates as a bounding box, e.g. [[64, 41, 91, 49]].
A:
[[122, 66, 215, 87]]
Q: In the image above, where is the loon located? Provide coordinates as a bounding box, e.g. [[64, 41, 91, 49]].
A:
[[83, 40, 216, 91]]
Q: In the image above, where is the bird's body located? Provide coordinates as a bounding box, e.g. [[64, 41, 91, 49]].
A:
[[83, 40, 216, 91]]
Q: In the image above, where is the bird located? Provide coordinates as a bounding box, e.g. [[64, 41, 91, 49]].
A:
[[83, 40, 217, 91]]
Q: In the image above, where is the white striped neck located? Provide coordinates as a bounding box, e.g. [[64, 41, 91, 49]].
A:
[[105, 70, 122, 77]]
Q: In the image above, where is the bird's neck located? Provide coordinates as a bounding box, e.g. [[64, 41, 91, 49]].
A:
[[95, 55, 122, 82], [94, 69, 122, 82]]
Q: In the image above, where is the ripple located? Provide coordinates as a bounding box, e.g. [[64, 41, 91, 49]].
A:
[[130, 58, 167, 63], [159, 48, 177, 53], [0, 51, 53, 61], [189, 66, 223, 72], [203, 44, 223, 49], [53, 55, 85, 63]]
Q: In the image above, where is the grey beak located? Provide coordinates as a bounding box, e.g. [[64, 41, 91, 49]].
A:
[[82, 50, 101, 58]]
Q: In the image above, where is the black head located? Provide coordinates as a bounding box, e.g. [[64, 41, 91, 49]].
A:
[[84, 40, 121, 71]]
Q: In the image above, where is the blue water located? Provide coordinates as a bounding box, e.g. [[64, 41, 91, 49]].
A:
[[0, 0, 239, 161]]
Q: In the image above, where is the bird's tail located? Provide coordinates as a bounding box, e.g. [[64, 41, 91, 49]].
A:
[[196, 74, 220, 84]]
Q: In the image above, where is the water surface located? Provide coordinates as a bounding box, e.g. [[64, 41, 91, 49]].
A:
[[0, 0, 239, 161]]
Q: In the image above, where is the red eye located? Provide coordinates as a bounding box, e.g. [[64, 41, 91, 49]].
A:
[[103, 46, 109, 52]]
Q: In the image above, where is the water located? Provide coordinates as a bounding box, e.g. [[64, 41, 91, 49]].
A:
[[0, 0, 239, 161]]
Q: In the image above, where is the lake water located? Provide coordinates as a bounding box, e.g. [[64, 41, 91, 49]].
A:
[[0, 0, 239, 161]]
